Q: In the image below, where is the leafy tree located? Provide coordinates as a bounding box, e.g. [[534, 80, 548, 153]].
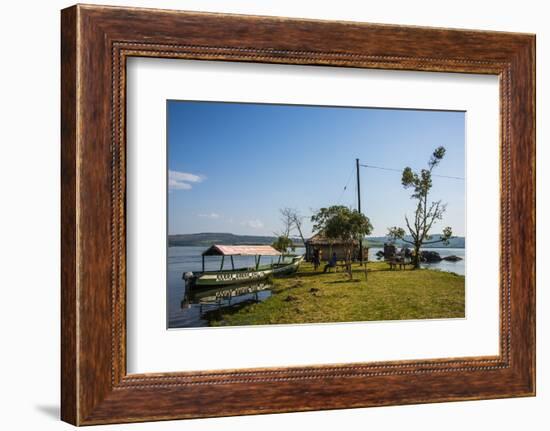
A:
[[311, 205, 373, 279], [387, 146, 453, 268], [272, 235, 295, 254]]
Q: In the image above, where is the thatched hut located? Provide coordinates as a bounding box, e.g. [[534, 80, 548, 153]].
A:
[[305, 233, 360, 262]]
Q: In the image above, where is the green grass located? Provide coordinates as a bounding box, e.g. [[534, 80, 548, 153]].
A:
[[206, 262, 465, 326]]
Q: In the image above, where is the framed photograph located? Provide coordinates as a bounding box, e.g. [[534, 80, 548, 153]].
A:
[[61, 4, 535, 425]]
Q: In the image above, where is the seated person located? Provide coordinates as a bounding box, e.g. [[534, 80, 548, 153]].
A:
[[323, 252, 338, 273]]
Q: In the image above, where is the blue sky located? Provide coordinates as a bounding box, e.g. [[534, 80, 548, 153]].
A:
[[168, 101, 465, 237]]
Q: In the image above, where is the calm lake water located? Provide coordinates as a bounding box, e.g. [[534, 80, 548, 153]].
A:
[[167, 246, 465, 328]]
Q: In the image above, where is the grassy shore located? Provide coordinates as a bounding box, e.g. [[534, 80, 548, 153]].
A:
[[206, 262, 465, 326]]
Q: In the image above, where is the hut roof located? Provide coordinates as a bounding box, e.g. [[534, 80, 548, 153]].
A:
[[202, 244, 281, 256], [306, 233, 358, 245]]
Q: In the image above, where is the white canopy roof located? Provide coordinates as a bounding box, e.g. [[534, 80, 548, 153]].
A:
[[202, 244, 282, 256]]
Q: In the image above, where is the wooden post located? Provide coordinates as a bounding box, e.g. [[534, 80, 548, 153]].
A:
[[230, 255, 235, 270], [356, 158, 363, 266], [220, 255, 225, 271], [202, 255, 205, 272]]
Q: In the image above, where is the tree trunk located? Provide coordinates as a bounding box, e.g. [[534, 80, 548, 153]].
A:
[[413, 243, 421, 269], [347, 245, 353, 279], [294, 220, 306, 247]]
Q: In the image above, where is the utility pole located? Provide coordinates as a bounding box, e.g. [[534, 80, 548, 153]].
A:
[[356, 158, 363, 265]]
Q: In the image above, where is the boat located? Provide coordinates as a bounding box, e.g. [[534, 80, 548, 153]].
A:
[[183, 244, 304, 288], [188, 282, 272, 305]]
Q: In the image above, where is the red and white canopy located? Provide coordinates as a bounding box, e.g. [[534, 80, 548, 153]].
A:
[[202, 244, 282, 256]]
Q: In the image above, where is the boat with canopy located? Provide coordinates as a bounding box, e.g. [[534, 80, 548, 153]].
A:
[[183, 244, 304, 288]]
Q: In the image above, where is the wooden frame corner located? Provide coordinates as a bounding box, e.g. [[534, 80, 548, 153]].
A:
[[61, 4, 535, 425]]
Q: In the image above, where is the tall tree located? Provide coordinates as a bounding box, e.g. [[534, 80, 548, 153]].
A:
[[387, 146, 453, 268], [277, 207, 294, 238], [288, 208, 306, 246], [311, 205, 373, 279], [277, 208, 307, 246]]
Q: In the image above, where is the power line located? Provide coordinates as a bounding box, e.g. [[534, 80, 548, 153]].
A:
[[337, 163, 356, 204], [360, 163, 464, 180]]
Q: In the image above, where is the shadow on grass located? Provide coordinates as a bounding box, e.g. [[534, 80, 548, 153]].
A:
[[278, 271, 325, 279], [325, 279, 362, 284]]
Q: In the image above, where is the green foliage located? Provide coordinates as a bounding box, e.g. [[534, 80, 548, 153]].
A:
[[389, 146, 454, 267], [272, 235, 295, 253], [430, 146, 446, 168], [311, 205, 373, 278], [401, 146, 446, 199], [440, 226, 453, 245], [311, 205, 373, 243], [387, 226, 406, 242]]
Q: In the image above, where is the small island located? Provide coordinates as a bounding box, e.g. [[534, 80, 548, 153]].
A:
[[205, 261, 464, 326]]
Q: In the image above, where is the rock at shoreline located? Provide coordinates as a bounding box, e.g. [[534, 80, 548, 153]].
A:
[[420, 250, 442, 263], [442, 255, 463, 262]]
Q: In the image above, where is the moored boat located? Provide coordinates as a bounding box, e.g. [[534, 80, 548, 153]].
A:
[[183, 244, 304, 288], [189, 282, 272, 304]]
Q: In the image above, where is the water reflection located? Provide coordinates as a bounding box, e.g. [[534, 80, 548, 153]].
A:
[[174, 282, 273, 328]]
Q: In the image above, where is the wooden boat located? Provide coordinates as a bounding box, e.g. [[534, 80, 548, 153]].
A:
[[183, 244, 304, 288], [188, 282, 272, 304]]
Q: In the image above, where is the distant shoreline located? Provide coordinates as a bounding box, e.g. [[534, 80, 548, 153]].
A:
[[168, 232, 465, 248]]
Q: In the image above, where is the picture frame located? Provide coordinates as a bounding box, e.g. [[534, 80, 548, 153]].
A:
[[61, 4, 535, 425]]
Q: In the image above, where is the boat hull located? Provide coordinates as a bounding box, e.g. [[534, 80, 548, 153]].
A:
[[193, 255, 304, 287], [189, 282, 272, 303]]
